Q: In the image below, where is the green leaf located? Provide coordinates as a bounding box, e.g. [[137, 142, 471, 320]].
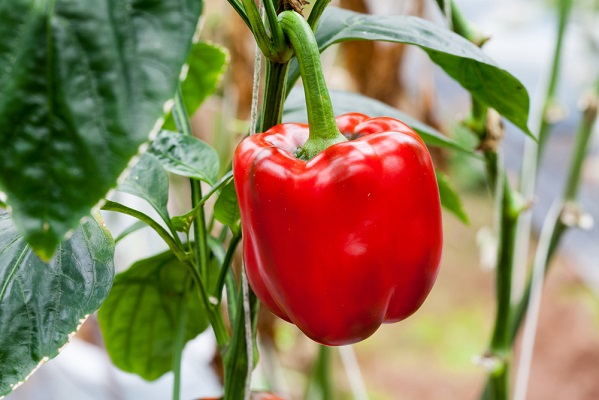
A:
[[149, 130, 220, 185], [98, 250, 209, 381], [284, 88, 474, 154], [0, 0, 203, 260], [436, 170, 469, 224], [119, 153, 171, 228], [288, 7, 532, 138], [214, 180, 240, 233], [0, 212, 114, 396], [163, 41, 230, 130]]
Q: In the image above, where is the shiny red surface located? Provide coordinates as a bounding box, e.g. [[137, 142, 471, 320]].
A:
[[233, 113, 443, 346]]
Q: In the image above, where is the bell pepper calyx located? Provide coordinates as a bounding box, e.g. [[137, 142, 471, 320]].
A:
[[278, 10, 346, 160]]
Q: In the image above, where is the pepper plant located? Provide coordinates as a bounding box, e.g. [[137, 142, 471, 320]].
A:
[[0, 0, 595, 399]]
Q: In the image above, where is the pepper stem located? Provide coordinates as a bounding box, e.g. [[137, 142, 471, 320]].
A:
[[278, 10, 346, 160]]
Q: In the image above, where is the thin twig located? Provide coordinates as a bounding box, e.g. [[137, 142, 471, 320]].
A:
[[243, 3, 265, 397], [513, 200, 561, 400], [242, 265, 253, 400], [338, 346, 369, 400]]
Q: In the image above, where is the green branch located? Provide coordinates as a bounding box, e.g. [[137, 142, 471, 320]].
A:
[[227, 0, 252, 28], [307, 0, 332, 31], [101, 200, 188, 262]]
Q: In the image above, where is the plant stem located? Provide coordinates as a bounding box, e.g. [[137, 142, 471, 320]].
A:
[[434, 2, 519, 399], [187, 261, 231, 349], [172, 88, 231, 350], [226, 268, 239, 325], [512, 86, 597, 399], [307, 0, 332, 30], [101, 200, 230, 348], [174, 89, 211, 283], [278, 10, 346, 160], [304, 345, 333, 400], [222, 5, 269, 398], [264, 0, 286, 53], [224, 283, 260, 400], [242, 0, 278, 59], [227, 0, 251, 28], [172, 171, 234, 234], [434, 0, 487, 46], [535, 0, 573, 154], [260, 60, 291, 132], [338, 346, 369, 400], [486, 173, 519, 399], [512, 0, 572, 312], [172, 290, 188, 400], [101, 200, 188, 262], [215, 233, 242, 301], [510, 83, 599, 342]]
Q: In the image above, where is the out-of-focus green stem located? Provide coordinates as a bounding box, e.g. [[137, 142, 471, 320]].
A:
[[264, 0, 285, 52], [304, 345, 333, 400], [535, 0, 573, 154], [434, 0, 487, 46], [486, 172, 519, 399], [172, 291, 188, 400], [227, 0, 251, 28], [222, 5, 295, 399], [242, 0, 278, 59], [172, 171, 233, 234], [174, 89, 211, 285], [223, 282, 260, 400], [215, 233, 242, 301], [260, 60, 291, 132], [435, 2, 519, 399], [307, 0, 332, 30], [510, 83, 599, 342], [513, 0, 572, 312], [101, 200, 187, 262], [172, 88, 230, 350]]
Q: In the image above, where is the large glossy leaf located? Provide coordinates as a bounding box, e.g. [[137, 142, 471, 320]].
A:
[[284, 88, 473, 153], [118, 152, 171, 228], [0, 0, 203, 260], [98, 250, 209, 381], [149, 130, 220, 185], [288, 7, 531, 137], [163, 41, 230, 130], [0, 212, 114, 396]]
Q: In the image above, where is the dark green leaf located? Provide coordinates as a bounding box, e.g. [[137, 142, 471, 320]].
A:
[[214, 181, 240, 233], [119, 153, 171, 227], [0, 0, 203, 260], [0, 212, 114, 396], [288, 7, 531, 137], [149, 130, 220, 185], [436, 170, 469, 224], [98, 250, 209, 381], [163, 41, 230, 129], [284, 88, 474, 154]]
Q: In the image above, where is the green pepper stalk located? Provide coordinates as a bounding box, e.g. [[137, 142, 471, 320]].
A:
[[278, 10, 347, 160]]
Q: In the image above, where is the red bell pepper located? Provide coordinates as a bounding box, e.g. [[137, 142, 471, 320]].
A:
[[233, 113, 442, 345], [232, 10, 442, 346]]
